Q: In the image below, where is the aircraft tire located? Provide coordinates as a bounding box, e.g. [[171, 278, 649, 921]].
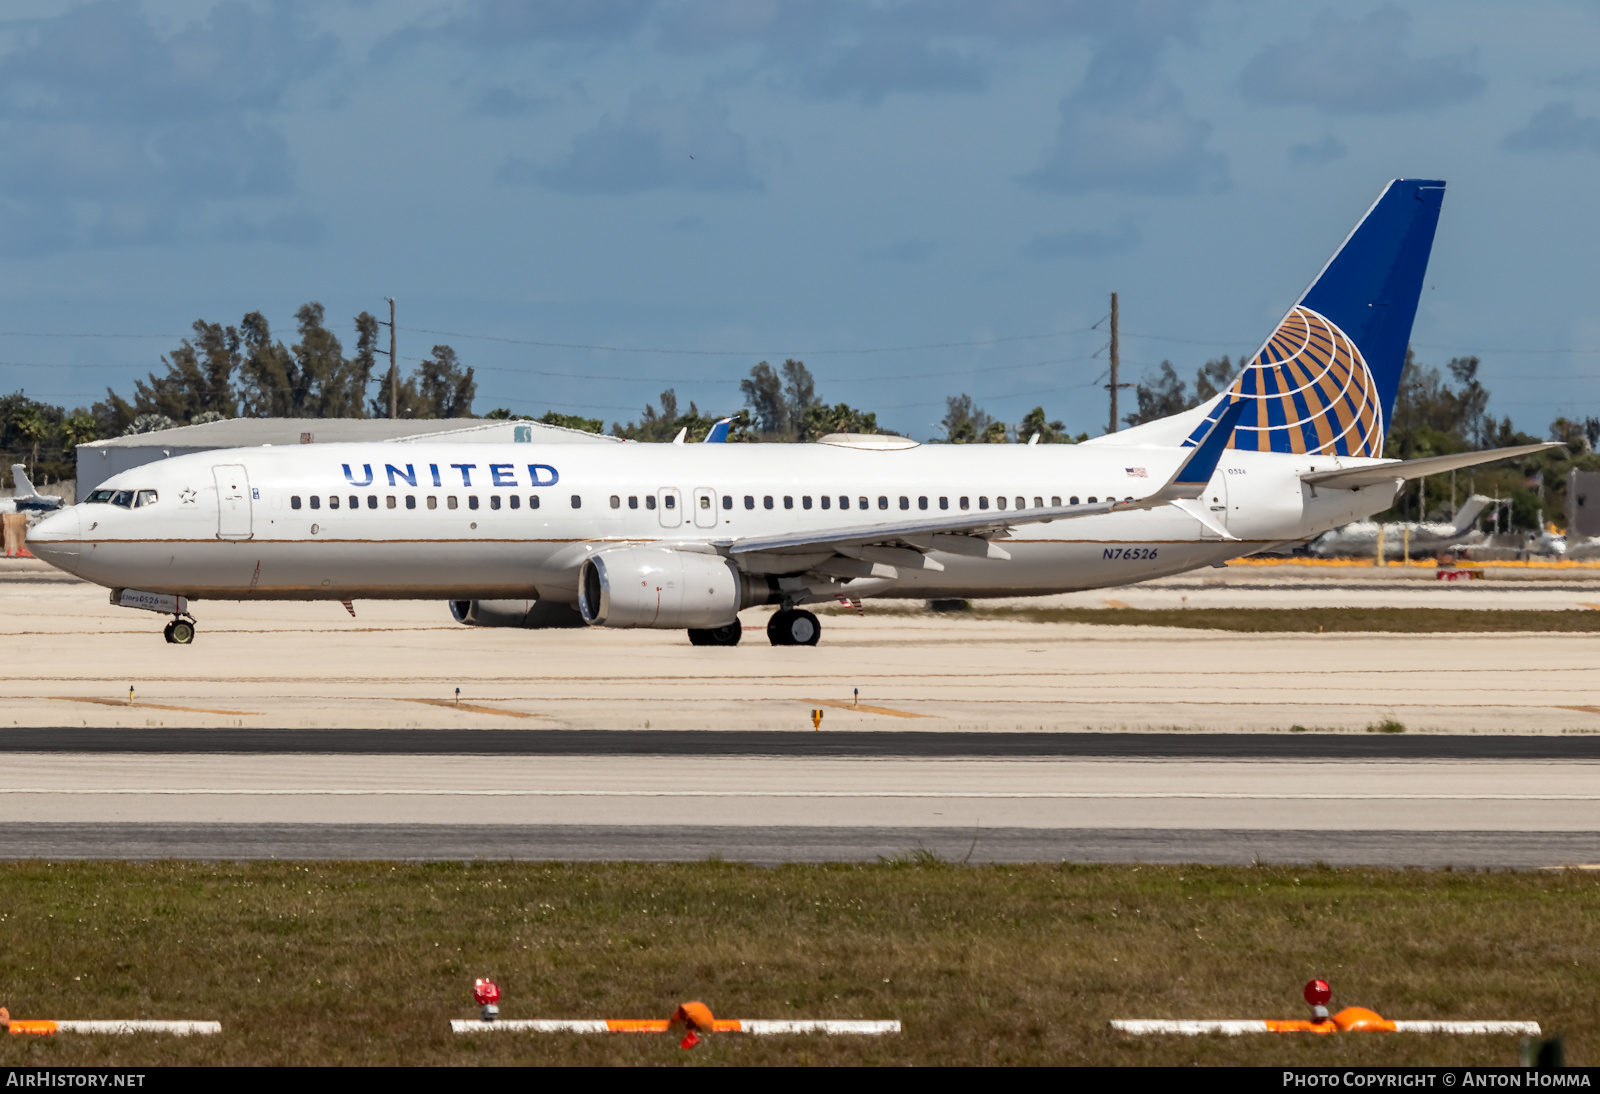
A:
[[688, 620, 742, 646], [170, 620, 195, 645], [768, 609, 819, 647], [162, 622, 175, 644]]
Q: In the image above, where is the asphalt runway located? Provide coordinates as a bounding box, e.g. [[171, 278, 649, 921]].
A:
[[5, 727, 1600, 759], [3, 823, 1595, 868]]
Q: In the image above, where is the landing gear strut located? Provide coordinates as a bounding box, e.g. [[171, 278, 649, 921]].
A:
[[767, 608, 820, 646], [163, 615, 196, 645], [687, 619, 742, 646]]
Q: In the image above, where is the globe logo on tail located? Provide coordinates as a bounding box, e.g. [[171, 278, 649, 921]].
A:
[[1185, 305, 1383, 457]]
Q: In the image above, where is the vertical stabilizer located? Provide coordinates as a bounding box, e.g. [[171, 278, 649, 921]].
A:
[[1183, 179, 1445, 457], [10, 464, 36, 498]]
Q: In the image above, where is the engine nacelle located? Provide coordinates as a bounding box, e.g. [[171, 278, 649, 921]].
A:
[[579, 546, 753, 629], [449, 599, 585, 628]]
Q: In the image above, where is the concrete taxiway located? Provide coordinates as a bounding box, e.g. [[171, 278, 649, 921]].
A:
[[4, 563, 1598, 866], [4, 562, 1600, 734]]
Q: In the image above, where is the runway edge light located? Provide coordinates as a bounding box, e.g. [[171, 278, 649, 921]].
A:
[[473, 978, 500, 1023]]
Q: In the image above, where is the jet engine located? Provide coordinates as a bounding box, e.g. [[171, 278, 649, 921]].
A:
[[449, 599, 586, 628], [579, 546, 761, 629]]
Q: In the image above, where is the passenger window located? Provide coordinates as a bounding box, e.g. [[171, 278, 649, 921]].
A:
[[628, 496, 638, 509], [878, 496, 888, 510], [839, 496, 849, 510], [783, 496, 793, 509], [646, 496, 656, 510], [959, 497, 969, 510], [387, 496, 397, 509], [899, 496, 909, 510], [764, 496, 773, 509], [608, 495, 619, 509], [939, 497, 948, 510], [995, 496, 1006, 510], [367, 495, 378, 509], [134, 489, 158, 508], [722, 495, 732, 509], [821, 496, 831, 510], [406, 495, 417, 510], [530, 495, 540, 509], [291, 496, 302, 510], [980, 497, 990, 510], [571, 495, 582, 508], [467, 496, 479, 510], [802, 496, 812, 510], [700, 495, 711, 510], [427, 496, 437, 509], [310, 496, 321, 510], [509, 496, 520, 509], [447, 496, 458, 509], [664, 495, 675, 509], [1016, 497, 1025, 509], [491, 496, 502, 510], [349, 495, 359, 509], [1033, 497, 1043, 508], [918, 496, 927, 510], [744, 496, 755, 509], [1070, 496, 1079, 505], [1088, 496, 1097, 503], [858, 496, 868, 510], [328, 495, 339, 510]]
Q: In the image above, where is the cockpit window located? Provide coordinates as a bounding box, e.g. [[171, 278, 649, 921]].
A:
[[110, 490, 134, 509], [86, 489, 114, 503], [134, 490, 158, 508]]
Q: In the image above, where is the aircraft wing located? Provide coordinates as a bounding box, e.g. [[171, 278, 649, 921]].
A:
[[1300, 443, 1563, 490], [717, 399, 1245, 558]]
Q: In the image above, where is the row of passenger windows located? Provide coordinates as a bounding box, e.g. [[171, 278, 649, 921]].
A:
[[291, 494, 548, 511], [289, 492, 1123, 513]]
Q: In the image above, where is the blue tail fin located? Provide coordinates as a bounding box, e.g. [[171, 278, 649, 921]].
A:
[[1185, 179, 1444, 457]]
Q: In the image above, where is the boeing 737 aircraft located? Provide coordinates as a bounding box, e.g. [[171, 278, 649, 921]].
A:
[[28, 179, 1559, 646]]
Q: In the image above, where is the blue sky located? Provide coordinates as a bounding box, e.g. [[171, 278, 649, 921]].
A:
[[2, 0, 1599, 439]]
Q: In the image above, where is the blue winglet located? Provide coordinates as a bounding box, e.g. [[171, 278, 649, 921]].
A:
[[703, 417, 734, 443], [1171, 398, 1244, 488]]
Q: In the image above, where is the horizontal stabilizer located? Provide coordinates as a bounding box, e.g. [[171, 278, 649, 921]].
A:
[[1300, 443, 1563, 490]]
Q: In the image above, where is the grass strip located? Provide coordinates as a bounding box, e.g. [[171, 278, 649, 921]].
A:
[[969, 607, 1600, 633], [0, 860, 1595, 1066]]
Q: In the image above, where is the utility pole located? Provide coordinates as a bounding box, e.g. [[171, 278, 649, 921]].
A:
[[378, 298, 397, 419], [1105, 291, 1130, 433]]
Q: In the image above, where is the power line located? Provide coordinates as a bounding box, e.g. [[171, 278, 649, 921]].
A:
[[395, 324, 1101, 356]]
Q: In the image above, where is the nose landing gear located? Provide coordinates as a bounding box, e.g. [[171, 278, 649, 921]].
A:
[[163, 615, 196, 645]]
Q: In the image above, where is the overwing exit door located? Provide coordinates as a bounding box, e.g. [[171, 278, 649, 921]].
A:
[[657, 487, 682, 528], [214, 464, 253, 541], [692, 487, 718, 528]]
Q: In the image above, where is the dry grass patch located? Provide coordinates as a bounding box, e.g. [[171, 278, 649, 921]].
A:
[[0, 861, 1595, 1066]]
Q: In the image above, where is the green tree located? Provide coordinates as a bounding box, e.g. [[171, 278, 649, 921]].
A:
[[386, 345, 476, 419], [1125, 361, 1189, 427], [1193, 356, 1237, 402], [129, 320, 241, 424], [12, 406, 50, 477], [536, 411, 604, 434], [739, 359, 818, 439], [611, 389, 736, 442], [1016, 406, 1080, 443], [799, 402, 885, 440], [939, 393, 998, 443]]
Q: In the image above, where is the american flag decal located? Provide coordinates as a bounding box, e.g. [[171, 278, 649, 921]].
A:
[[1125, 467, 1148, 478]]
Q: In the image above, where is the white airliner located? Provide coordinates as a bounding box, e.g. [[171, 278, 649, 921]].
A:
[[0, 464, 65, 515], [1305, 494, 1493, 558], [28, 179, 1557, 646]]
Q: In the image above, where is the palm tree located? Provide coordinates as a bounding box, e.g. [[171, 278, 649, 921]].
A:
[[12, 408, 49, 479]]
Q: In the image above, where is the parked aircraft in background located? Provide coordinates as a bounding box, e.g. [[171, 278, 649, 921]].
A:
[[27, 179, 1561, 646], [0, 464, 65, 515], [1305, 495, 1493, 558]]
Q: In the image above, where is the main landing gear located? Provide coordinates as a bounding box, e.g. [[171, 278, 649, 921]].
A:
[[767, 608, 820, 647], [163, 615, 196, 645], [687, 620, 742, 646]]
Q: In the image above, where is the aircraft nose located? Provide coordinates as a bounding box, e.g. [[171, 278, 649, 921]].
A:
[[26, 506, 81, 564]]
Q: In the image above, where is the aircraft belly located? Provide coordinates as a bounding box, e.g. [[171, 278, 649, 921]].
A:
[[71, 538, 557, 599], [905, 539, 1238, 598]]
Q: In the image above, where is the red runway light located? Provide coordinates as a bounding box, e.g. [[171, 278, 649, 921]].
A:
[[1304, 980, 1332, 1007], [474, 979, 500, 1007]]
